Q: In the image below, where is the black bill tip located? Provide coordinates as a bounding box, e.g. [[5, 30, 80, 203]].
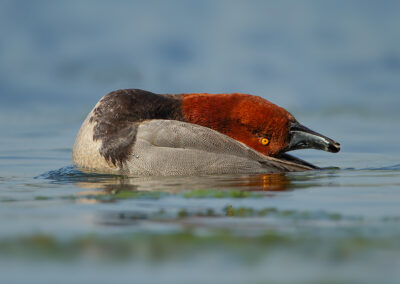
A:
[[328, 141, 341, 153], [287, 122, 341, 154]]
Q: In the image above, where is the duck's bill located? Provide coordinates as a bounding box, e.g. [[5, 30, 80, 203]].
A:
[[287, 122, 341, 153]]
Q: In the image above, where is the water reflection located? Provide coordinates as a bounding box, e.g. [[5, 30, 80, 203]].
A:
[[243, 174, 290, 191], [40, 166, 295, 193], [41, 166, 368, 203], [75, 172, 291, 193]]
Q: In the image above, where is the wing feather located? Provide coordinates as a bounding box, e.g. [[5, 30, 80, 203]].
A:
[[123, 120, 312, 175]]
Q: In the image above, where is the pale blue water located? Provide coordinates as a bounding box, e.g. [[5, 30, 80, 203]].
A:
[[1, 1, 400, 283]]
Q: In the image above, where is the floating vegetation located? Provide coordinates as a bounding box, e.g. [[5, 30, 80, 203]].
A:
[[28, 188, 399, 228], [112, 190, 165, 199], [224, 205, 277, 217], [98, 205, 351, 223], [34, 196, 50, 200], [181, 205, 347, 221], [0, 230, 398, 263]]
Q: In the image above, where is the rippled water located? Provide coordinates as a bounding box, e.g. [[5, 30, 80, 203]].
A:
[[1, 106, 399, 284], [1, 1, 400, 283]]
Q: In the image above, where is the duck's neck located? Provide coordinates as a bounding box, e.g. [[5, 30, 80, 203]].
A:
[[180, 93, 261, 150], [180, 93, 239, 130]]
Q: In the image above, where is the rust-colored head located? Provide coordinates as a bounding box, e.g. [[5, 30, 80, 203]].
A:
[[182, 93, 295, 156], [182, 93, 340, 157]]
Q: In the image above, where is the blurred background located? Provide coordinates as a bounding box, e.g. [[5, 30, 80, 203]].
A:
[[1, 1, 400, 283], [1, 0, 400, 112]]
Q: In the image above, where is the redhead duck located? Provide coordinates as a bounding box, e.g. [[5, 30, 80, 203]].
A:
[[72, 89, 340, 175]]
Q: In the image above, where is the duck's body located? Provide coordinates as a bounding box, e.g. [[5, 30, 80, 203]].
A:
[[73, 89, 340, 176]]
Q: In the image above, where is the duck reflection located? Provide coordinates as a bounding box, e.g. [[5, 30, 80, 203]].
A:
[[238, 173, 290, 191], [73, 171, 291, 198]]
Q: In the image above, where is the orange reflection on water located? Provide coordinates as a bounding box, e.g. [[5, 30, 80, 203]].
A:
[[230, 173, 290, 192]]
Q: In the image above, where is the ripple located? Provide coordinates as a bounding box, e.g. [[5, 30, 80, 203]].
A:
[[35, 166, 120, 184], [363, 164, 400, 171]]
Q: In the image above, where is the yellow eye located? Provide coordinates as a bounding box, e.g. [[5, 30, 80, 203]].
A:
[[261, 138, 270, 146]]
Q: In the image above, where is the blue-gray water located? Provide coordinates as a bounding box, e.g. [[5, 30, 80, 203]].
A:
[[1, 1, 400, 283]]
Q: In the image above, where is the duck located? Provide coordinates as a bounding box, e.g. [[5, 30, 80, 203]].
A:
[[72, 89, 340, 176]]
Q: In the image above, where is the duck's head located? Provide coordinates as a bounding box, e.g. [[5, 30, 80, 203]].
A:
[[182, 93, 340, 158]]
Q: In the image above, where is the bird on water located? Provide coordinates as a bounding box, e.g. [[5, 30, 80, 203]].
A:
[[72, 89, 340, 176]]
